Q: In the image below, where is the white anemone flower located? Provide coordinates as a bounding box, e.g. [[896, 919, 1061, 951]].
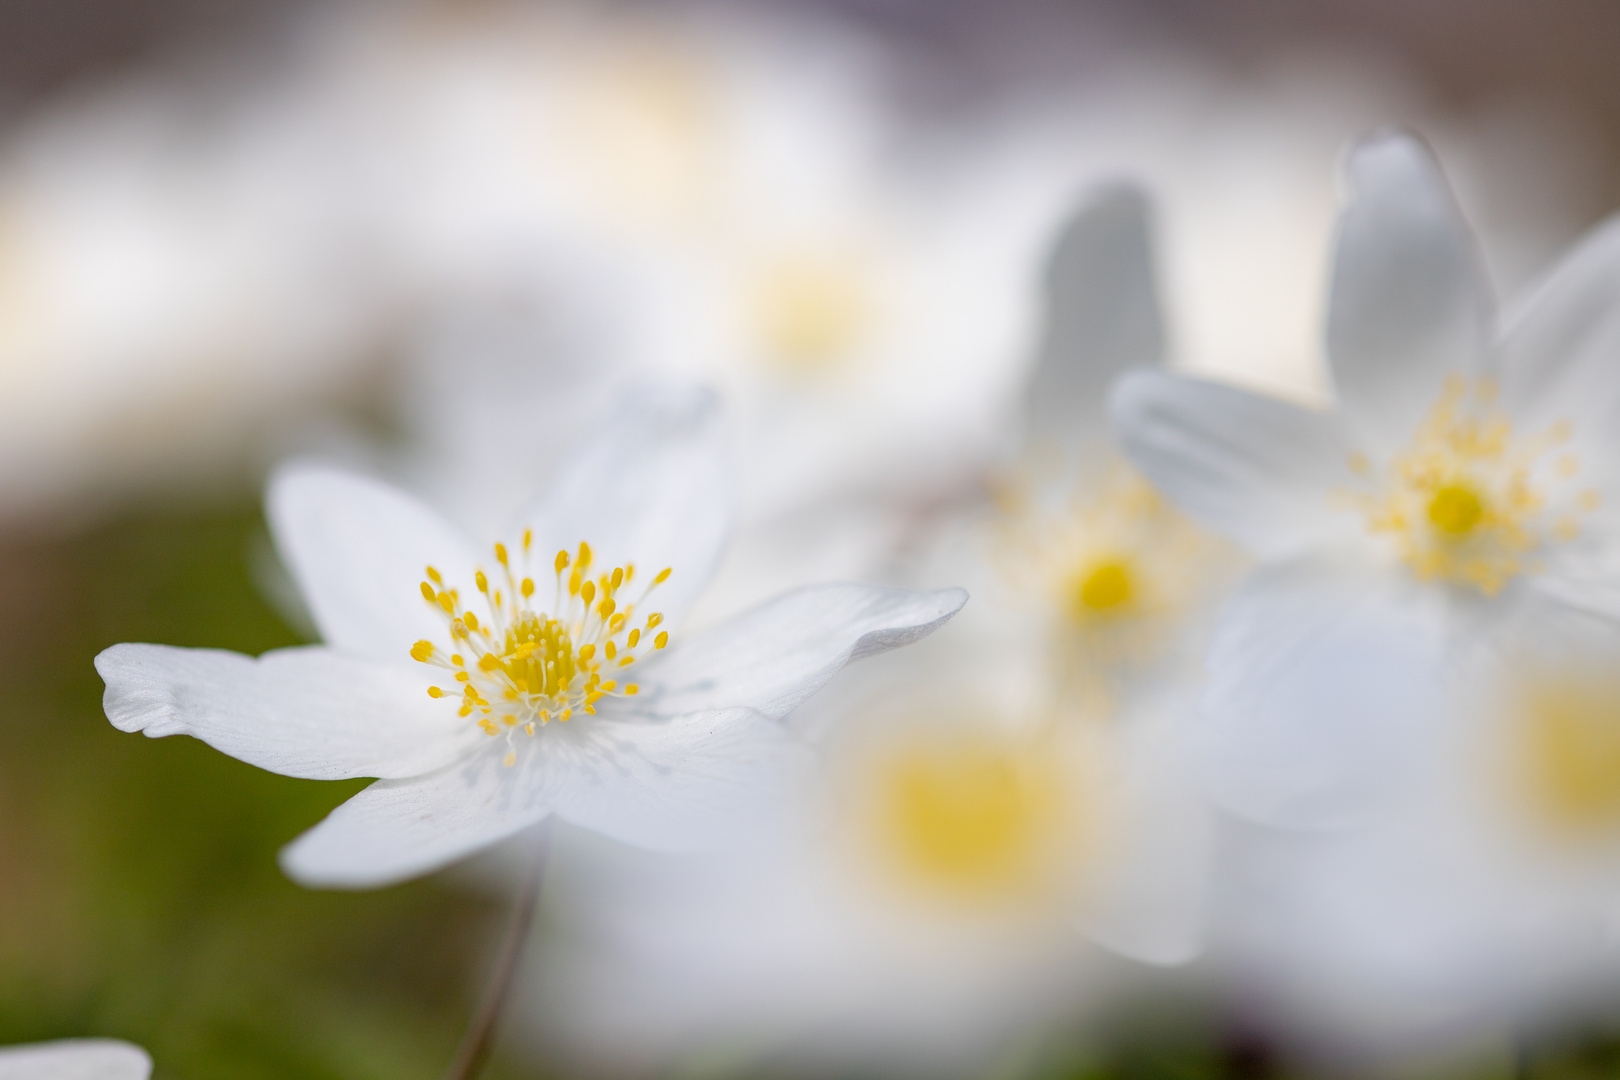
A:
[[0, 1040, 150, 1080], [1111, 131, 1620, 1049], [514, 192, 1221, 1072], [94, 388, 965, 888]]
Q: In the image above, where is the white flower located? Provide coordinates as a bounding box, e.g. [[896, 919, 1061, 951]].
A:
[[513, 191, 1220, 1072], [1111, 131, 1620, 1048], [0, 1040, 150, 1080], [95, 388, 965, 888]]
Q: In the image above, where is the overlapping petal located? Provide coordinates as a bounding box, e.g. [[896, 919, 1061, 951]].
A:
[[513, 384, 730, 627], [267, 464, 480, 663], [96, 643, 478, 780], [634, 584, 968, 719], [1326, 132, 1493, 449], [0, 1040, 151, 1080], [1111, 370, 1351, 559]]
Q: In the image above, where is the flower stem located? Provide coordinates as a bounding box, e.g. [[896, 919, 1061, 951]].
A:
[[443, 825, 551, 1080]]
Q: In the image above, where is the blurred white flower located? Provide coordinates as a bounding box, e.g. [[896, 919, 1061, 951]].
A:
[[0, 1039, 150, 1080], [515, 190, 1222, 1072], [1111, 131, 1620, 1050], [95, 388, 964, 887]]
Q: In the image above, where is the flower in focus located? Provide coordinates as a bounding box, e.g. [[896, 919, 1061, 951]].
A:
[[1111, 131, 1620, 1050], [95, 388, 965, 887], [515, 190, 1221, 1072], [0, 1039, 150, 1080]]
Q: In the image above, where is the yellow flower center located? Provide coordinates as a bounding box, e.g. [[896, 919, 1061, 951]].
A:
[[1516, 673, 1620, 837], [871, 734, 1079, 904], [410, 534, 672, 765], [1345, 376, 1597, 595], [1071, 558, 1135, 616], [751, 255, 869, 372]]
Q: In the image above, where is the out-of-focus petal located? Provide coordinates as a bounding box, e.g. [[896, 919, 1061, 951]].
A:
[[1196, 561, 1447, 830], [267, 464, 479, 664], [513, 384, 729, 628], [1025, 184, 1163, 449], [553, 708, 813, 850], [96, 643, 477, 780], [635, 584, 967, 719], [1499, 213, 1620, 433], [0, 1039, 152, 1080], [1110, 369, 1351, 559], [1326, 132, 1493, 449]]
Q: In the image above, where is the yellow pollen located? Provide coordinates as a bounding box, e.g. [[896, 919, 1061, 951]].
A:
[[654, 631, 668, 649], [494, 543, 508, 566], [410, 640, 434, 663], [1344, 376, 1589, 596], [654, 568, 672, 585], [427, 687, 443, 698], [555, 550, 569, 572], [1073, 559, 1134, 616], [475, 570, 488, 594]]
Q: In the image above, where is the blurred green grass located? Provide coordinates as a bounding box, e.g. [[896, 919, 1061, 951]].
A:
[[0, 498, 540, 1079]]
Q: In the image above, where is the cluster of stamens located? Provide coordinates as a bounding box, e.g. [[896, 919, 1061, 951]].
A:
[[1344, 376, 1598, 596], [410, 532, 671, 766]]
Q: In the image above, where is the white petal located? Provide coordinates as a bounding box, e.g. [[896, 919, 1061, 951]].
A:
[[1326, 132, 1493, 448], [267, 464, 480, 664], [280, 739, 558, 888], [96, 643, 477, 780], [552, 708, 814, 851], [1025, 184, 1163, 447], [0, 1040, 151, 1080], [635, 585, 968, 720], [513, 384, 729, 629], [1196, 561, 1448, 830], [1110, 369, 1352, 559], [1500, 213, 1620, 431]]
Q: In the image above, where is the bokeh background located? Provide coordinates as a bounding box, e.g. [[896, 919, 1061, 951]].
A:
[[3, 1, 1620, 1077]]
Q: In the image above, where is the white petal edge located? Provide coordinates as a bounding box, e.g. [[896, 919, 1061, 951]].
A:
[[97, 643, 478, 781], [513, 383, 730, 630], [0, 1040, 151, 1080], [1110, 369, 1352, 560], [1025, 183, 1163, 446], [267, 463, 480, 664], [634, 584, 969, 720], [1326, 131, 1493, 449]]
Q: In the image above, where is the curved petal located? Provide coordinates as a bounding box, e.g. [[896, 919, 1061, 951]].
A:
[[512, 383, 730, 630], [1196, 561, 1448, 831], [1326, 132, 1493, 448], [1110, 369, 1352, 559], [1025, 184, 1164, 448], [552, 708, 815, 851], [267, 464, 480, 664], [0, 1040, 151, 1080], [280, 739, 557, 889], [634, 584, 968, 720], [96, 643, 477, 780], [1500, 213, 1620, 432]]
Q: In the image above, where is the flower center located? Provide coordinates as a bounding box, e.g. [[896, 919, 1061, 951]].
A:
[[1515, 673, 1620, 837], [751, 254, 869, 371], [1071, 558, 1135, 617], [1345, 376, 1598, 596], [871, 734, 1078, 904], [410, 534, 671, 765]]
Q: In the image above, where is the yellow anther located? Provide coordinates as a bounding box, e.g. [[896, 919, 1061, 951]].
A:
[[578, 542, 592, 569], [605, 641, 617, 660], [451, 654, 465, 666], [426, 566, 443, 585], [463, 612, 479, 632], [411, 640, 434, 662], [478, 653, 501, 672], [437, 591, 455, 614], [523, 528, 533, 551], [569, 569, 582, 596], [460, 705, 472, 717], [504, 751, 517, 767], [555, 550, 570, 573], [647, 612, 663, 629], [619, 656, 634, 667], [599, 597, 616, 618], [654, 567, 672, 584], [624, 564, 635, 582], [504, 689, 519, 701], [611, 567, 624, 590], [494, 545, 509, 568], [524, 722, 536, 736], [578, 643, 597, 661], [654, 631, 669, 649], [625, 684, 639, 695], [521, 578, 535, 598], [421, 581, 437, 603], [427, 686, 444, 698], [609, 613, 627, 632], [456, 671, 470, 682], [581, 580, 596, 605], [560, 709, 572, 722], [627, 628, 641, 648], [600, 680, 617, 692], [475, 570, 488, 593]]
